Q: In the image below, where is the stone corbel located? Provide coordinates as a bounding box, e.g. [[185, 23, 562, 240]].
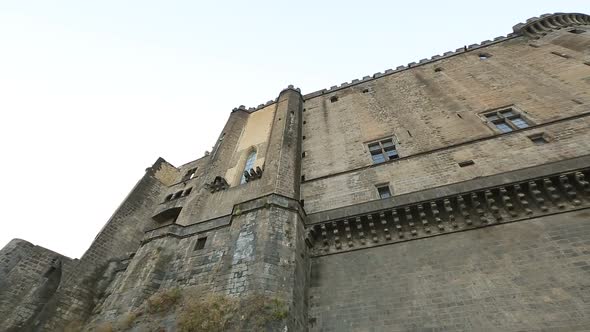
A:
[[243, 165, 264, 183], [205, 176, 230, 193]]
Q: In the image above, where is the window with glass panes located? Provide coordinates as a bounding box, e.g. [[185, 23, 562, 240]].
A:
[[483, 108, 530, 133], [368, 138, 399, 164], [241, 151, 257, 184], [377, 185, 392, 199]]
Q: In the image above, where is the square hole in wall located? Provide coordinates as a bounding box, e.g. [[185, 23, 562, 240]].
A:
[[458, 160, 475, 167], [195, 237, 207, 250], [569, 29, 586, 34], [330, 96, 339, 103], [528, 133, 549, 145], [478, 53, 492, 60], [376, 184, 392, 199]]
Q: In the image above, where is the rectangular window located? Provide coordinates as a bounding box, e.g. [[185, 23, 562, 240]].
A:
[[195, 237, 207, 250], [482, 107, 531, 133], [377, 185, 392, 199], [368, 138, 399, 164], [511, 118, 529, 129]]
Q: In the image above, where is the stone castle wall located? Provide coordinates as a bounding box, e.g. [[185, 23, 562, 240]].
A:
[[0, 12, 589, 332], [309, 209, 590, 331]]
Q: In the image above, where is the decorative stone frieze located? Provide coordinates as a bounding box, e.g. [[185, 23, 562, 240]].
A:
[[306, 168, 590, 256]]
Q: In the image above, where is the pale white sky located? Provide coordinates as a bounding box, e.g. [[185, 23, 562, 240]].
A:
[[1, 1, 587, 258]]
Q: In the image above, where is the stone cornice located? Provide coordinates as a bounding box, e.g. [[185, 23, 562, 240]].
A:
[[306, 167, 590, 257], [142, 193, 306, 245]]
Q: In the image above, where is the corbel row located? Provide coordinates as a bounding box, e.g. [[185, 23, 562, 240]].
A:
[[305, 168, 590, 256], [243, 166, 264, 183], [513, 13, 590, 39]]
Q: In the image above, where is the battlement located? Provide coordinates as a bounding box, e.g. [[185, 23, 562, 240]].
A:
[[513, 12, 590, 38], [232, 12, 589, 111]]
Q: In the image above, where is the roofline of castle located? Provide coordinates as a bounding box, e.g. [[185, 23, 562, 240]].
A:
[[230, 12, 589, 114], [171, 12, 590, 170]]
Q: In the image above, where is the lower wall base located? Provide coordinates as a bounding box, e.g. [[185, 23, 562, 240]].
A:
[[308, 209, 590, 332]]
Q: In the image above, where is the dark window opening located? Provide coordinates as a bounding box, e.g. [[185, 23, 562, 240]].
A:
[[457, 113, 463, 119], [330, 96, 339, 103], [377, 185, 392, 199], [434, 67, 443, 72], [183, 168, 198, 181], [195, 237, 207, 250], [483, 107, 531, 133], [173, 191, 183, 199], [302, 152, 306, 158], [303, 120, 306, 124], [569, 29, 586, 34], [362, 88, 370, 93], [302, 136, 306, 140], [300, 199, 305, 207], [528, 133, 549, 145], [301, 175, 306, 182], [184, 187, 193, 196], [368, 138, 399, 164], [458, 160, 475, 167], [165, 194, 173, 201]]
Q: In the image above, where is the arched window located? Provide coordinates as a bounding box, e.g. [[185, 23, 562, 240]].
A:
[[241, 150, 257, 184]]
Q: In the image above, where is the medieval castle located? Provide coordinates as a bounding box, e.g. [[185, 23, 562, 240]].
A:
[[1, 12, 590, 332]]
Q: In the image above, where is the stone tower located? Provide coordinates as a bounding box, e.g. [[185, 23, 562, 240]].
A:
[[1, 12, 590, 332]]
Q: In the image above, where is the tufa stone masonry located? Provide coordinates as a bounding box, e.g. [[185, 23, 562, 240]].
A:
[[2, 12, 590, 331]]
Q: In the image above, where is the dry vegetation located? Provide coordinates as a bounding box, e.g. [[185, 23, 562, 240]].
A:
[[74, 287, 287, 331], [147, 288, 181, 314]]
